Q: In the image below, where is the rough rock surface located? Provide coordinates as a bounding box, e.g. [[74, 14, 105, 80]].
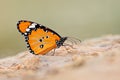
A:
[[0, 35, 120, 80]]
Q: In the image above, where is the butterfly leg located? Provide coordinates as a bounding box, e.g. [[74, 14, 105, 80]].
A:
[[63, 43, 74, 49], [62, 41, 80, 54], [51, 49, 56, 56]]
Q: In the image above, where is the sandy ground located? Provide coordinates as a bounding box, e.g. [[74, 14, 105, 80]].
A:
[[0, 35, 120, 80]]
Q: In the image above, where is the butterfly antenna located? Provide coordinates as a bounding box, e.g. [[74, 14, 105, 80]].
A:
[[67, 37, 81, 45], [63, 43, 73, 48], [70, 37, 81, 44]]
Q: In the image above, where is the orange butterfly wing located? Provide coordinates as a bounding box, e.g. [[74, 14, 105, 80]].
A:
[[27, 28, 61, 55], [17, 21, 32, 34], [17, 20, 62, 55]]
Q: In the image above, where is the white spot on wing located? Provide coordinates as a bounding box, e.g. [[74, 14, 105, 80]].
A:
[[29, 23, 37, 28], [24, 32, 27, 35], [26, 28, 30, 32]]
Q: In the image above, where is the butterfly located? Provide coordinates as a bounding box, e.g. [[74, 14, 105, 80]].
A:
[[17, 20, 67, 55]]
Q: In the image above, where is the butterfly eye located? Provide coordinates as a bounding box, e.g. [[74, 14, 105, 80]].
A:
[[40, 44, 44, 48]]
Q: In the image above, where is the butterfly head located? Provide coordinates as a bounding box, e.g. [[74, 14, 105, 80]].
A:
[[56, 37, 67, 48]]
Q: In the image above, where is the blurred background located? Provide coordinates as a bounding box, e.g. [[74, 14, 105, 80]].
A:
[[0, 0, 120, 58]]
